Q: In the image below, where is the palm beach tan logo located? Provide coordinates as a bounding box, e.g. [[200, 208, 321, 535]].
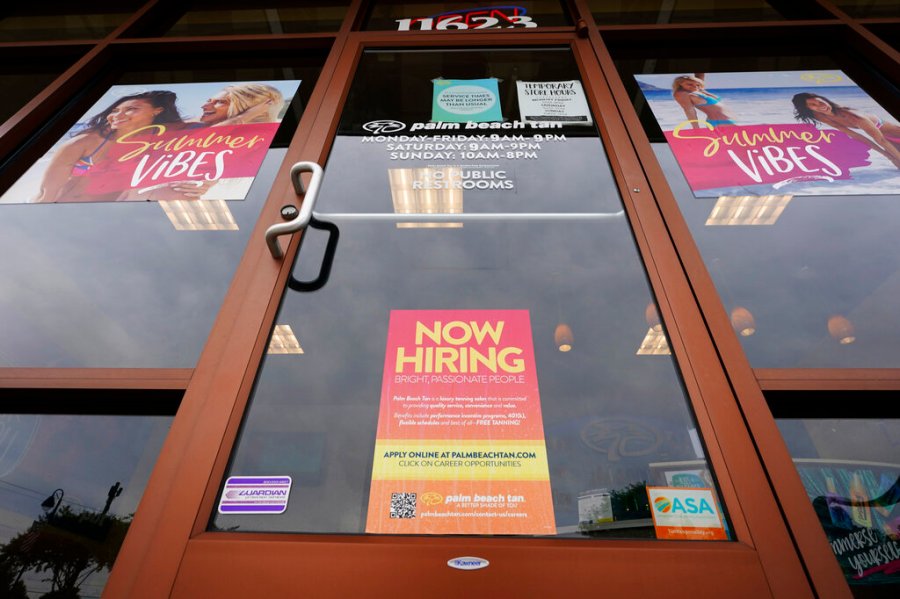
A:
[[420, 491, 444, 506]]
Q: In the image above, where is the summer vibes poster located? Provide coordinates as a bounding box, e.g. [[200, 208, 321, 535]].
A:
[[365, 309, 556, 535], [634, 70, 900, 197], [0, 80, 301, 204]]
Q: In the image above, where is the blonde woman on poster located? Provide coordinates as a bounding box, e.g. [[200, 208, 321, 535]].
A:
[[792, 92, 900, 169], [671, 73, 737, 129], [196, 83, 285, 126], [34, 91, 184, 203]]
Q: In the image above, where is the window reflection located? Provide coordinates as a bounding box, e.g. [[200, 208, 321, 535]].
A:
[[777, 419, 900, 596], [588, 0, 804, 24], [0, 53, 77, 126], [0, 59, 321, 368], [834, 0, 900, 18], [215, 222, 726, 539], [159, 199, 239, 231], [388, 167, 463, 228], [615, 55, 900, 368], [0, 6, 137, 41], [161, 1, 348, 36], [705, 195, 793, 226], [0, 414, 171, 598]]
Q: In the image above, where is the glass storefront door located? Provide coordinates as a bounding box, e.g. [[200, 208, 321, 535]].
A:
[[215, 46, 731, 540], [108, 35, 813, 598]]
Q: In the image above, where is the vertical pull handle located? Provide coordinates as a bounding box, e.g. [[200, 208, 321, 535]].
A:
[[265, 161, 324, 259]]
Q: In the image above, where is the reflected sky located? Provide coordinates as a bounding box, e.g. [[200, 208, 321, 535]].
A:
[[214, 219, 715, 536], [655, 144, 900, 368], [0, 150, 284, 367], [0, 414, 171, 597]]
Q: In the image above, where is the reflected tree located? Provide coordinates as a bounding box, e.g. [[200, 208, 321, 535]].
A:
[[611, 482, 651, 520], [0, 506, 130, 598], [0, 557, 27, 598]]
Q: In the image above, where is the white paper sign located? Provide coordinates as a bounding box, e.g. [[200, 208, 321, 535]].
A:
[[516, 80, 592, 126]]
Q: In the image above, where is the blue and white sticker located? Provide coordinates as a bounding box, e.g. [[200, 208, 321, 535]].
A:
[[447, 556, 490, 571], [218, 476, 292, 514]]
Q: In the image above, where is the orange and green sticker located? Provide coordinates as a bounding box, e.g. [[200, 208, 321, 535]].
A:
[[646, 486, 727, 541]]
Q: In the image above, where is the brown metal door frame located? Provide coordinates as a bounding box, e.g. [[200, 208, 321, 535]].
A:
[[103, 25, 817, 596]]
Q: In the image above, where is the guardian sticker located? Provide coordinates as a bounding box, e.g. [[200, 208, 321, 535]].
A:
[[218, 476, 292, 514]]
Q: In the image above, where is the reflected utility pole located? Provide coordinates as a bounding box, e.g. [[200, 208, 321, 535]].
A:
[[101, 482, 122, 517]]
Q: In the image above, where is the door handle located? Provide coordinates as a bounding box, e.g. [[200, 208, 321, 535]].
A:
[[287, 218, 340, 292], [265, 161, 324, 259]]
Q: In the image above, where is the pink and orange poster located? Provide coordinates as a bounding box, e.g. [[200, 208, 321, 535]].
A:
[[365, 309, 556, 535], [634, 70, 900, 197], [0, 80, 300, 204]]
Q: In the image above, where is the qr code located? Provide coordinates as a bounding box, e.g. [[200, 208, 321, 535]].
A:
[[390, 492, 416, 519]]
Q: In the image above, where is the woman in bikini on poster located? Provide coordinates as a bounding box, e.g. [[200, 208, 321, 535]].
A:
[[792, 92, 900, 169], [672, 73, 737, 129], [34, 91, 184, 203]]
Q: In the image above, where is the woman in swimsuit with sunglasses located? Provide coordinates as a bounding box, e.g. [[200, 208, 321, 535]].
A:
[[672, 73, 737, 129], [792, 92, 900, 169]]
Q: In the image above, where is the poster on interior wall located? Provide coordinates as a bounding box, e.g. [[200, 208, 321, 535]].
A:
[[516, 80, 592, 126], [633, 69, 900, 197], [0, 80, 301, 204], [365, 309, 556, 535], [432, 78, 503, 123], [793, 460, 900, 586]]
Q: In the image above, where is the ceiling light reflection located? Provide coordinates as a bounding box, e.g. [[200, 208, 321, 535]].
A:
[[706, 195, 792, 226], [730, 307, 756, 337], [827, 315, 856, 345], [159, 199, 238, 231], [636, 327, 671, 355], [554, 323, 574, 352], [267, 324, 304, 354], [388, 167, 463, 228]]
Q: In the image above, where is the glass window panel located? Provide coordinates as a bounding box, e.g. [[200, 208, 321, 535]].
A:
[[866, 24, 899, 53], [160, 1, 347, 37], [834, 1, 900, 18], [587, 0, 828, 25], [364, 1, 570, 30], [0, 57, 323, 367], [0, 413, 171, 598], [0, 51, 79, 126], [0, 3, 139, 41], [614, 53, 900, 368], [777, 418, 900, 597], [211, 48, 730, 541]]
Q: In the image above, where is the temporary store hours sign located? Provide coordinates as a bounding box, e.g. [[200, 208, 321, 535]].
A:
[[366, 310, 556, 535]]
